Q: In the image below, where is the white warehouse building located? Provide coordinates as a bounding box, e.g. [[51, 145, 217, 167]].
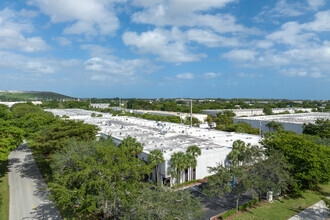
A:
[[47, 109, 261, 186], [234, 112, 330, 134]]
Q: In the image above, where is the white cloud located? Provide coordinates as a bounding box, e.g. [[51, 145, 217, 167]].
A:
[[267, 22, 318, 47], [203, 72, 221, 78], [307, 0, 325, 10], [28, 0, 121, 36], [123, 27, 206, 62], [187, 29, 239, 47], [270, 0, 303, 17], [281, 68, 307, 77], [0, 50, 57, 74], [131, 0, 255, 34], [176, 73, 194, 79], [302, 10, 330, 32], [0, 8, 48, 52], [222, 49, 258, 61], [54, 37, 72, 46], [238, 73, 263, 78]]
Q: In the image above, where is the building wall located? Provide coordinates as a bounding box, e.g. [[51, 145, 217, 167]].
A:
[[203, 108, 313, 117], [196, 149, 229, 180], [234, 118, 303, 134]]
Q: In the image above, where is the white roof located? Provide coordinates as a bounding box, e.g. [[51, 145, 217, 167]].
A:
[[47, 109, 261, 160]]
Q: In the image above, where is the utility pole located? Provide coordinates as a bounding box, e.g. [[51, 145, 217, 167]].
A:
[[259, 120, 262, 137], [190, 99, 193, 127]]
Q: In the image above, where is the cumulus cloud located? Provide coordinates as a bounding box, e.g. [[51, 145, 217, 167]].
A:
[[0, 8, 48, 52], [222, 49, 258, 62], [131, 0, 255, 34], [123, 27, 206, 62], [28, 0, 121, 36], [269, 0, 304, 17], [176, 73, 194, 79], [187, 29, 239, 47], [307, 0, 325, 10]]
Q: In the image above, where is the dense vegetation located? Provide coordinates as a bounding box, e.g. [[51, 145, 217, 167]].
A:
[[212, 111, 259, 135], [0, 103, 204, 219], [49, 139, 203, 219], [204, 130, 330, 212]]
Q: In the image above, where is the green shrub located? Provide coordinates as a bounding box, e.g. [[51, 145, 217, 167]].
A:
[[172, 179, 201, 189], [238, 198, 259, 211], [220, 208, 237, 219]]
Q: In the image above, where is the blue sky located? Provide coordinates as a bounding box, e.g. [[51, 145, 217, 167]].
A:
[[0, 0, 329, 99]]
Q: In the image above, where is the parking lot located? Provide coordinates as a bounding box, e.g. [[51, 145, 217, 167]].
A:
[[187, 183, 253, 219]]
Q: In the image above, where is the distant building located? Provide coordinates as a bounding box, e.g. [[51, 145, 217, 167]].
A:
[[234, 112, 330, 134]]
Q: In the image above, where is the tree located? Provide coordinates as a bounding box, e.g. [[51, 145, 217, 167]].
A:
[[148, 149, 164, 186], [11, 103, 44, 118], [169, 152, 187, 185], [118, 136, 143, 157], [125, 186, 204, 219], [32, 119, 98, 156], [266, 121, 283, 132], [186, 145, 201, 180], [263, 106, 273, 115], [206, 115, 213, 125], [261, 131, 330, 190], [0, 104, 13, 120], [303, 119, 330, 138], [204, 162, 252, 211], [228, 140, 262, 167], [249, 150, 294, 200], [0, 120, 24, 159], [50, 139, 150, 219]]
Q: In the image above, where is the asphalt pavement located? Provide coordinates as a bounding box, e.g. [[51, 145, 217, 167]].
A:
[[8, 143, 62, 220], [188, 184, 253, 220]]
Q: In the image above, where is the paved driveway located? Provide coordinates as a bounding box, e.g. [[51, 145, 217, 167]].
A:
[[187, 183, 253, 220], [8, 144, 62, 220]]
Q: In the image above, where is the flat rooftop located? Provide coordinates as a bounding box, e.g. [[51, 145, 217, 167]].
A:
[[47, 109, 261, 160], [237, 112, 330, 124]]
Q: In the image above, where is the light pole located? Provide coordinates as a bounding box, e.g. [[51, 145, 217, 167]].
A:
[[190, 99, 193, 127]]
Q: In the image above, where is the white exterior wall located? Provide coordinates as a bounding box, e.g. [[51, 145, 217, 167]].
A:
[[203, 108, 313, 117], [195, 149, 229, 179], [234, 118, 303, 134]]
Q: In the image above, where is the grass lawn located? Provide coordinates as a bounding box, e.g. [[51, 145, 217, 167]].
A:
[[232, 184, 330, 220], [0, 158, 9, 220]]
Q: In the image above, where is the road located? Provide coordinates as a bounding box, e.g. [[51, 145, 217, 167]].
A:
[[8, 143, 62, 220]]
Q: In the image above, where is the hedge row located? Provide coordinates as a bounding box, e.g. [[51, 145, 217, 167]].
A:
[[218, 198, 260, 219], [219, 208, 236, 219], [238, 198, 259, 211]]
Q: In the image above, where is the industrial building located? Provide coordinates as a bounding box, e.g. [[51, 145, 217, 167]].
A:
[[47, 109, 261, 186], [202, 108, 313, 117], [234, 112, 330, 134]]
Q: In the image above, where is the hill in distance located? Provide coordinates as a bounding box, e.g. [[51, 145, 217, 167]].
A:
[[0, 90, 73, 101]]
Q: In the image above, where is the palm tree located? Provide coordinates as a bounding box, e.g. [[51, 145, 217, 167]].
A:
[[148, 149, 164, 186], [118, 136, 143, 157], [186, 145, 201, 180], [186, 145, 201, 158], [170, 152, 187, 184]]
